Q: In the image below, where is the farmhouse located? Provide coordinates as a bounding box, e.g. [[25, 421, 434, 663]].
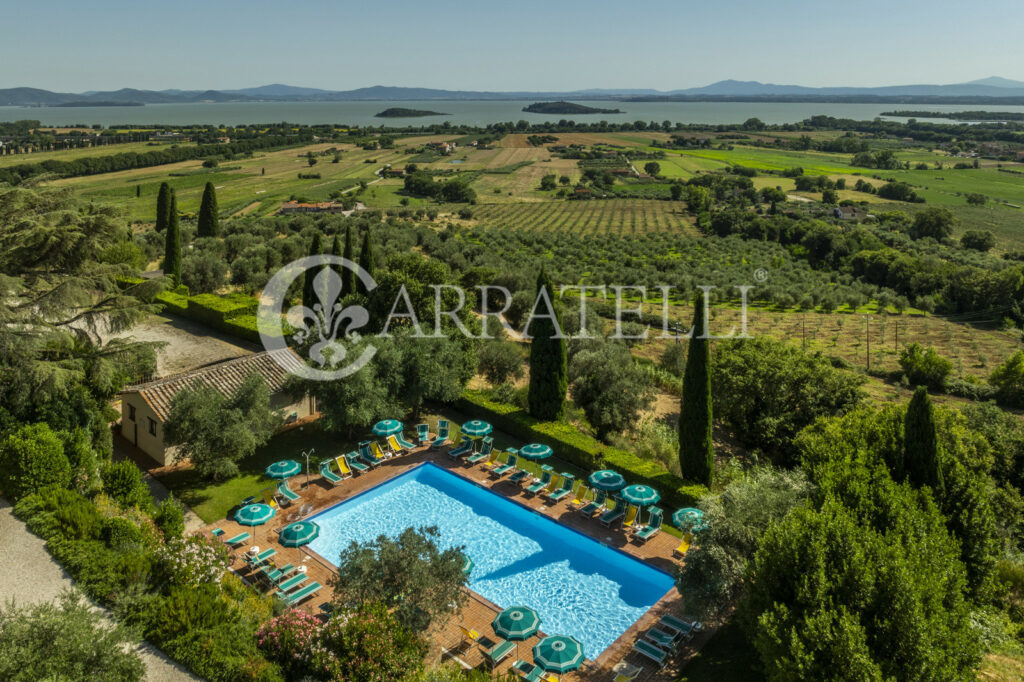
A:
[[382, 167, 406, 178], [278, 201, 346, 215], [119, 349, 313, 465], [833, 205, 866, 221]]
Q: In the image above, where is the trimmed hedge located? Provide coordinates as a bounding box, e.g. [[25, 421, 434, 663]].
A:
[[458, 390, 707, 508]]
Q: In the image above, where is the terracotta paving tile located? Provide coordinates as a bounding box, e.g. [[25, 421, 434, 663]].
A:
[[205, 445, 706, 680]]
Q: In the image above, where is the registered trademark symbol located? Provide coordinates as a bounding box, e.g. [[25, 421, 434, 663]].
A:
[[754, 268, 769, 282]]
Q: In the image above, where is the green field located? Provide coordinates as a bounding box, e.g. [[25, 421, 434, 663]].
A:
[[472, 198, 696, 233], [0, 140, 193, 168]]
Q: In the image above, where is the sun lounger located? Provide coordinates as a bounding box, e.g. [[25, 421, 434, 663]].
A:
[[622, 504, 640, 530], [319, 460, 343, 485], [245, 547, 277, 567], [466, 445, 491, 465], [449, 432, 473, 459], [386, 434, 406, 456], [275, 480, 300, 506], [260, 487, 279, 509], [658, 614, 702, 638], [634, 507, 663, 543], [359, 443, 385, 468], [278, 581, 322, 606], [632, 639, 668, 668], [262, 563, 297, 584], [568, 483, 589, 510], [613, 661, 642, 682], [508, 465, 530, 485], [371, 441, 391, 460], [334, 455, 354, 478], [430, 420, 450, 449], [223, 531, 251, 546], [344, 452, 368, 473], [545, 474, 575, 503], [579, 489, 607, 517], [512, 660, 545, 681], [276, 573, 307, 592], [673, 532, 693, 559], [417, 423, 431, 445], [489, 453, 518, 478], [599, 499, 627, 527], [481, 638, 515, 669], [211, 527, 224, 538], [644, 627, 680, 651], [526, 469, 554, 495], [395, 432, 417, 450]]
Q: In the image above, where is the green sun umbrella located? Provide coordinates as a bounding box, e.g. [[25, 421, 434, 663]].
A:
[[461, 420, 493, 438], [234, 503, 276, 542], [493, 606, 541, 640], [372, 419, 403, 437], [519, 443, 553, 461], [588, 469, 626, 492], [673, 507, 705, 529], [265, 459, 301, 479], [533, 635, 585, 674], [278, 521, 320, 547], [621, 484, 660, 506]]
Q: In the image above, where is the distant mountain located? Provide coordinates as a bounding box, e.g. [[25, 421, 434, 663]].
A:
[[2, 79, 1024, 107]]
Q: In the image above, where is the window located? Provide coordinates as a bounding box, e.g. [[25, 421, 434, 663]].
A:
[[128, 404, 136, 422], [148, 418, 157, 436]]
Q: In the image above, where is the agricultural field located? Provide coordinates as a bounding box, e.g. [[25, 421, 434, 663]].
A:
[[0, 139, 191, 168], [471, 199, 696, 233]]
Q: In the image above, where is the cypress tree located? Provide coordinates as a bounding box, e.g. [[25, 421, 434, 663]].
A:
[[904, 386, 944, 496], [303, 232, 323, 311], [679, 294, 714, 486], [163, 191, 181, 286], [357, 230, 375, 294], [526, 269, 567, 421], [197, 182, 219, 237], [342, 225, 357, 295], [136, 184, 141, 198], [155, 182, 171, 232]]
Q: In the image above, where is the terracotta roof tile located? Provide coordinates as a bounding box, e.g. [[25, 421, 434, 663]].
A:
[[121, 349, 304, 422]]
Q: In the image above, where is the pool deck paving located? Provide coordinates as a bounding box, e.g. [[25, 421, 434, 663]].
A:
[[201, 442, 710, 681]]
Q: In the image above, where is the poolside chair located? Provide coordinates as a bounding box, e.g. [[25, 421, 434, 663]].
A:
[[465, 442, 491, 465], [210, 527, 225, 538], [260, 487, 279, 509], [644, 627, 681, 651], [634, 507, 663, 544], [525, 468, 555, 496], [276, 573, 307, 593], [416, 423, 431, 445], [430, 420, 451, 449], [223, 531, 251, 547], [395, 431, 417, 451], [244, 547, 277, 568], [278, 581, 323, 606], [359, 443, 385, 468], [658, 614, 702, 638], [371, 441, 391, 461], [508, 461, 531, 485], [545, 474, 575, 504], [612, 661, 642, 682], [512, 660, 544, 682], [579, 489, 608, 517], [673, 531, 693, 559], [386, 434, 407, 456], [448, 433, 473, 460], [568, 482, 589, 510], [621, 504, 640, 530], [631, 639, 668, 668], [319, 460, 343, 486], [490, 453, 519, 478], [275, 479, 300, 506], [344, 452, 368, 474], [334, 455, 354, 478], [599, 498, 627, 527]]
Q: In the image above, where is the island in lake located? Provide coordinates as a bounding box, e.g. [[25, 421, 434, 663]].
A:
[[522, 101, 623, 115], [51, 101, 145, 107], [374, 107, 448, 118]]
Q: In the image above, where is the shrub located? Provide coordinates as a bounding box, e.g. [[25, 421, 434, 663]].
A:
[[960, 229, 995, 251], [256, 609, 321, 678], [181, 252, 228, 294], [100, 517, 145, 549], [154, 497, 185, 539], [101, 460, 153, 511], [989, 350, 1024, 408], [898, 343, 953, 390], [477, 340, 524, 386], [156, 534, 231, 588], [0, 423, 72, 502], [315, 602, 426, 682], [14, 487, 101, 541]]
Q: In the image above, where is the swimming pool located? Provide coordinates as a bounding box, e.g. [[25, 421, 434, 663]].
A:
[[306, 462, 674, 659]]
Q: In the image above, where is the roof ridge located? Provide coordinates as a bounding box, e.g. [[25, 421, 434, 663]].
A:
[[124, 348, 297, 391]]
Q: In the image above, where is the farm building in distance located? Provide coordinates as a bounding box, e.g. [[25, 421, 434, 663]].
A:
[[119, 349, 314, 465], [278, 201, 346, 215]]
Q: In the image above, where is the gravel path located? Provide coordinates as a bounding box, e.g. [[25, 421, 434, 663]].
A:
[[0, 497, 200, 681]]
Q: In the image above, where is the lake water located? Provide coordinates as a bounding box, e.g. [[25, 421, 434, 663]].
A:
[[6, 100, 1024, 127]]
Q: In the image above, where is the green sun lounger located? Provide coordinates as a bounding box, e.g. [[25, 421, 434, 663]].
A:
[[395, 432, 417, 450], [223, 531, 250, 546], [359, 448, 384, 468], [279, 581, 322, 606], [634, 507, 664, 543], [508, 467, 530, 485], [526, 469, 553, 495], [490, 454, 518, 478], [262, 563, 298, 584], [345, 452, 369, 473], [658, 614, 701, 638], [512, 660, 544, 681], [632, 639, 668, 668], [430, 420, 450, 449], [276, 573, 307, 592], [545, 474, 575, 503], [466, 440, 492, 464], [579, 489, 608, 517], [449, 440, 473, 459], [245, 547, 277, 567], [276, 480, 300, 505], [211, 528, 225, 537], [319, 460, 342, 485], [644, 627, 679, 650], [477, 636, 515, 669], [416, 423, 431, 444], [599, 500, 626, 527]]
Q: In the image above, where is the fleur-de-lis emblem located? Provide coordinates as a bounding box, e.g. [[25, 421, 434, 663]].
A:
[[288, 267, 369, 368]]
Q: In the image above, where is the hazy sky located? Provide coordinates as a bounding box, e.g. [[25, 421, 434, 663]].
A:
[[5, 0, 1023, 92]]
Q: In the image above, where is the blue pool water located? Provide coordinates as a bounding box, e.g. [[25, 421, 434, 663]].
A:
[[306, 463, 674, 659]]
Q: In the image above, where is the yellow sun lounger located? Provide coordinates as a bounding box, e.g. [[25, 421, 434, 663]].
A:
[[335, 455, 353, 478], [622, 504, 640, 529], [674, 532, 693, 559], [260, 487, 278, 509], [568, 482, 589, 510], [371, 441, 390, 460]]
